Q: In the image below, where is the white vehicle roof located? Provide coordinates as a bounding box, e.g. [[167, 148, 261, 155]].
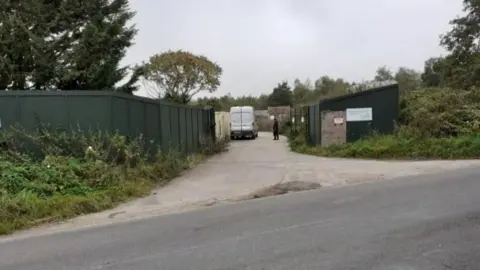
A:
[[230, 106, 254, 113]]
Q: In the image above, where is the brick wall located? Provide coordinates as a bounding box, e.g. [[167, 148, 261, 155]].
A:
[[321, 111, 347, 147]]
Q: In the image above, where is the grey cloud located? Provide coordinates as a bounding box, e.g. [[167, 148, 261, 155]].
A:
[[125, 0, 463, 98]]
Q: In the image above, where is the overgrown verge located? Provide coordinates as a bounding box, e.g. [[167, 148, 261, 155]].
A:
[[0, 125, 228, 235], [289, 88, 480, 160]]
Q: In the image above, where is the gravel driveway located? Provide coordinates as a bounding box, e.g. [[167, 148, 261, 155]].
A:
[[9, 132, 480, 238]]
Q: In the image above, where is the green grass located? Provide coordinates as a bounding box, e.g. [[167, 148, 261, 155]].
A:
[[0, 125, 227, 235], [289, 129, 480, 160]]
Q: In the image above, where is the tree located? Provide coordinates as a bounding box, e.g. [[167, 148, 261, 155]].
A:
[[394, 67, 421, 92], [314, 76, 336, 95], [421, 57, 446, 87], [440, 0, 480, 89], [292, 78, 312, 105], [374, 66, 394, 81], [312, 76, 350, 100], [141, 50, 222, 104], [55, 0, 139, 92], [267, 81, 293, 107], [0, 0, 41, 89], [0, 0, 139, 91]]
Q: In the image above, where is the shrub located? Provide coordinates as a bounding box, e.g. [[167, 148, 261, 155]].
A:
[[289, 126, 480, 160], [0, 125, 227, 235], [399, 87, 480, 137]]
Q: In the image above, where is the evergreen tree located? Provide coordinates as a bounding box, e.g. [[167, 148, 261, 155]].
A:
[[0, 0, 139, 92], [56, 0, 138, 91], [267, 81, 293, 107]]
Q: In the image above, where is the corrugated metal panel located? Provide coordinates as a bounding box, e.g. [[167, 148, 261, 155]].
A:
[[0, 91, 213, 154]]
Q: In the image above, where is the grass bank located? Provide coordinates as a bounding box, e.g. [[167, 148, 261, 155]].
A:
[[0, 126, 227, 235], [289, 129, 480, 160]]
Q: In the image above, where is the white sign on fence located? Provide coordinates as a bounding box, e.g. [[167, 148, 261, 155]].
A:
[[334, 117, 344, 124], [346, 108, 372, 122]]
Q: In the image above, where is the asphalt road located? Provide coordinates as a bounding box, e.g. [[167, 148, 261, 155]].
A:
[[1, 167, 480, 270]]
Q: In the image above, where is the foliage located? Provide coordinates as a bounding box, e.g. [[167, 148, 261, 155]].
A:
[[437, 0, 480, 90], [194, 93, 269, 111], [292, 79, 312, 105], [267, 81, 293, 107], [399, 88, 480, 137], [421, 57, 447, 87], [0, 0, 139, 92], [0, 126, 227, 235], [290, 130, 480, 160], [314, 76, 350, 99], [374, 66, 394, 82], [141, 50, 223, 104], [394, 67, 421, 93]]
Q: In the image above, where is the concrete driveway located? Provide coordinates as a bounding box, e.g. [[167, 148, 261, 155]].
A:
[[9, 132, 480, 237]]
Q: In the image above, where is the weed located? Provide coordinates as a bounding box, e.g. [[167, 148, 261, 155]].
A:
[[0, 125, 228, 235], [289, 127, 480, 160]]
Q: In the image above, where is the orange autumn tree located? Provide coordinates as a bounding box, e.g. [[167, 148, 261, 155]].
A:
[[141, 50, 222, 104]]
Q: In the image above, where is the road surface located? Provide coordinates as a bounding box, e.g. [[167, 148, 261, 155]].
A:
[[1, 166, 480, 269]]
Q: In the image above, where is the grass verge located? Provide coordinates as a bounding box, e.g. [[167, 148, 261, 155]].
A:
[[289, 128, 480, 160], [0, 125, 228, 235]]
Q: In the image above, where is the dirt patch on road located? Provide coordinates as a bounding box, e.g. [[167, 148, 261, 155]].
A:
[[242, 181, 322, 200]]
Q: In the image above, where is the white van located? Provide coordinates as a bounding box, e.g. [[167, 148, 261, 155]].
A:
[[230, 106, 258, 140]]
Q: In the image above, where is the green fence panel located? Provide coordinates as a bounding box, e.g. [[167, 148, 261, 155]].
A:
[[160, 105, 171, 150], [307, 106, 314, 144], [128, 99, 145, 139], [192, 108, 199, 151], [197, 109, 204, 143], [185, 107, 193, 152], [178, 107, 186, 153], [20, 95, 59, 130], [111, 96, 129, 135], [170, 106, 180, 151], [314, 104, 321, 144], [203, 110, 209, 139], [0, 91, 214, 155], [0, 95, 18, 129], [145, 102, 161, 146], [19, 95, 66, 130], [24, 95, 64, 130], [68, 95, 111, 131]]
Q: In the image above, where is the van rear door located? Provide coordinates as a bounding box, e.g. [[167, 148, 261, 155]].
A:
[[239, 112, 253, 131], [230, 112, 243, 133]]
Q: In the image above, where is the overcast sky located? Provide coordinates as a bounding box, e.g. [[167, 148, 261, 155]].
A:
[[124, 0, 463, 98]]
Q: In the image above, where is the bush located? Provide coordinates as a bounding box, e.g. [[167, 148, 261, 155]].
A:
[[399, 87, 480, 137], [0, 125, 227, 235], [290, 130, 480, 160]]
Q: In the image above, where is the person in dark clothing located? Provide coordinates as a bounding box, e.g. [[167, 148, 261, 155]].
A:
[[273, 117, 279, 140]]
